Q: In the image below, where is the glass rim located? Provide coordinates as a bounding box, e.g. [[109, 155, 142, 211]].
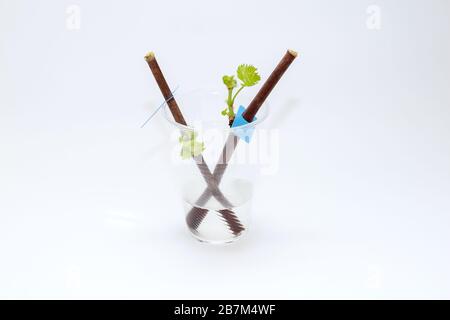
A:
[[162, 88, 269, 131]]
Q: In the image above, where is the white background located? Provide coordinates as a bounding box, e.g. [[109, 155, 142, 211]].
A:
[[1, 0, 450, 299]]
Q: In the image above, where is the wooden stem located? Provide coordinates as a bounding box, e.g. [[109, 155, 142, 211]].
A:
[[145, 52, 187, 126], [243, 49, 298, 122]]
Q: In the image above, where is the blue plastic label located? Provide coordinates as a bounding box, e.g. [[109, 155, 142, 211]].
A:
[[231, 105, 257, 143]]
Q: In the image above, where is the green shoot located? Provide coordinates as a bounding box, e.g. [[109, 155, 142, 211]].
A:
[[221, 64, 260, 125]]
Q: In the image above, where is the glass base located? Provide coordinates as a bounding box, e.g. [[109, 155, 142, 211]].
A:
[[182, 178, 252, 244], [190, 227, 248, 245], [184, 207, 251, 244]]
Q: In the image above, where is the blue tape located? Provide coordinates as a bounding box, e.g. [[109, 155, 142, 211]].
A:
[[231, 105, 257, 143]]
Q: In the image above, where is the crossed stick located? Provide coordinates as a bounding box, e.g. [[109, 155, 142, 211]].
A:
[[145, 52, 245, 235], [185, 50, 298, 232]]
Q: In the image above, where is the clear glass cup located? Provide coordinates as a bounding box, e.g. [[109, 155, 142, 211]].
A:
[[163, 89, 268, 244]]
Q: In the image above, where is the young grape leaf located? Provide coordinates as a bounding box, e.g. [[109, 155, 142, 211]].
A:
[[236, 64, 260, 87]]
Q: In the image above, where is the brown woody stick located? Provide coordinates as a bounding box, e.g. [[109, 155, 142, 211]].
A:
[[186, 49, 298, 230], [243, 49, 298, 121], [145, 52, 187, 125], [144, 52, 245, 235]]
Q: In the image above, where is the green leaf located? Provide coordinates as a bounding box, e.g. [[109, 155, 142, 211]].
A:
[[180, 141, 205, 159], [236, 64, 260, 87], [179, 131, 205, 159], [222, 75, 237, 89], [179, 131, 197, 142]]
